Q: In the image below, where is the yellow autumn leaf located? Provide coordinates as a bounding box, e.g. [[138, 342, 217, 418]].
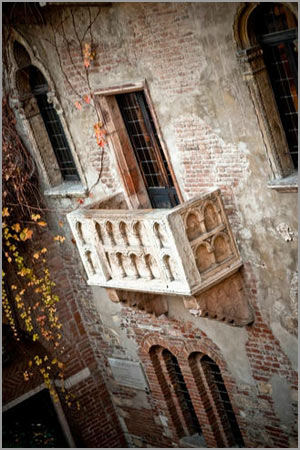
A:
[[25, 229, 33, 240], [31, 214, 41, 222], [33, 252, 40, 259], [51, 358, 58, 365], [34, 355, 42, 366], [12, 223, 21, 232], [20, 228, 33, 241], [32, 334, 39, 341], [19, 269, 25, 276], [28, 360, 33, 367], [37, 221, 47, 227], [41, 248, 47, 253], [2, 207, 10, 217], [11, 285, 17, 290]]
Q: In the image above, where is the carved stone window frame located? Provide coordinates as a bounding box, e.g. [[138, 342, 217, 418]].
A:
[[94, 81, 183, 209], [234, 2, 298, 193], [7, 30, 87, 197]]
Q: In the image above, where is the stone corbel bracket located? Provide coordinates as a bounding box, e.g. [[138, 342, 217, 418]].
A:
[[183, 272, 254, 327], [106, 288, 168, 317]]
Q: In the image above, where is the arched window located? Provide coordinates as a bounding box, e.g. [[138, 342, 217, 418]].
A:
[[149, 346, 203, 443], [13, 41, 80, 185], [149, 345, 244, 447], [235, 3, 298, 190], [189, 353, 244, 447]]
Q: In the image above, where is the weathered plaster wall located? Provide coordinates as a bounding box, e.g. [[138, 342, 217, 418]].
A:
[[18, 2, 297, 338], [7, 2, 298, 448]]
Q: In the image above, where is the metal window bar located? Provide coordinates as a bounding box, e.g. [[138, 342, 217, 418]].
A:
[[116, 92, 179, 208], [29, 65, 79, 182], [116, 92, 176, 188], [262, 41, 298, 167], [150, 348, 186, 438], [257, 4, 298, 168], [142, 95, 175, 187], [162, 350, 203, 436], [201, 356, 245, 448], [116, 92, 164, 188], [35, 92, 80, 181]]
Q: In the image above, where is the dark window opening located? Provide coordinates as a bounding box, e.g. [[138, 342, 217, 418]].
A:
[[254, 4, 298, 168], [29, 66, 80, 181], [201, 355, 245, 448], [162, 349, 203, 437], [116, 91, 179, 208]]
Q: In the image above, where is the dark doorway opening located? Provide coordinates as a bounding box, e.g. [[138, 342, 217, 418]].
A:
[[2, 389, 69, 448]]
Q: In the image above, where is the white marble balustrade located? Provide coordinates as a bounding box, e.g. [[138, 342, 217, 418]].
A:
[[67, 190, 242, 296]]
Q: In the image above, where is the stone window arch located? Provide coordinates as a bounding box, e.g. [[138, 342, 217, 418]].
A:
[[234, 3, 298, 192], [9, 35, 86, 193]]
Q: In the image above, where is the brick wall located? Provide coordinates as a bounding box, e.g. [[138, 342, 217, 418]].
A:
[[3, 221, 126, 448], [4, 2, 298, 448], [116, 305, 298, 448]]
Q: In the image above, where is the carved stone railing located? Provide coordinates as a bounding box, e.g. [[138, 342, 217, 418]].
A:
[[67, 190, 243, 297]]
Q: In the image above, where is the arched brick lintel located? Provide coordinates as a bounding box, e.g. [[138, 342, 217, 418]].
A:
[[140, 333, 228, 373]]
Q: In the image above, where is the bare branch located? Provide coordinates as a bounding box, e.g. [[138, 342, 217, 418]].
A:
[[82, 7, 101, 43], [61, 19, 86, 86], [50, 19, 82, 100], [71, 9, 83, 53]]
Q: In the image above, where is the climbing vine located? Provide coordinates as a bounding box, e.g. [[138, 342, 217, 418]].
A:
[[48, 6, 108, 197], [2, 96, 71, 404], [2, 6, 105, 407]]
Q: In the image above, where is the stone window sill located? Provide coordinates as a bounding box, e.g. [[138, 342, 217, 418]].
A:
[[267, 171, 298, 193], [44, 182, 88, 198]]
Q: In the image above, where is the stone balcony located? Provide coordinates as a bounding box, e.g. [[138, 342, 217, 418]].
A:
[[67, 189, 243, 297]]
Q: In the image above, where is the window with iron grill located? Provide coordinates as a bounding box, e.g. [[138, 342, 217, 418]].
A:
[[29, 66, 80, 181], [200, 355, 245, 448], [162, 349, 203, 437], [255, 3, 298, 168], [150, 345, 244, 446], [116, 91, 179, 208]]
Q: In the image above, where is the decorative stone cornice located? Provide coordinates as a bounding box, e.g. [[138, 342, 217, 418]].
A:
[[183, 272, 254, 327], [107, 289, 168, 317]]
